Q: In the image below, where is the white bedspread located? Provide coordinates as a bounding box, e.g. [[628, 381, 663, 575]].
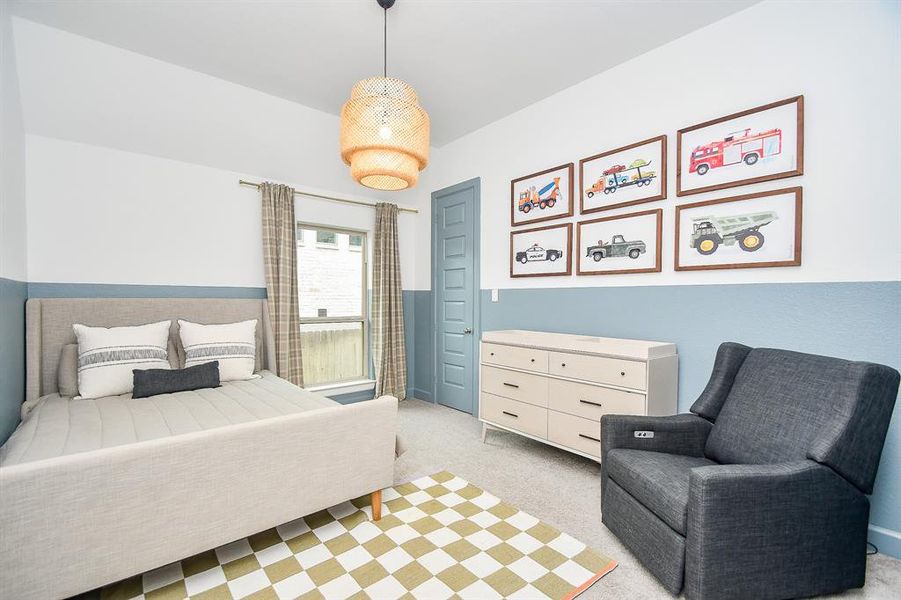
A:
[[0, 371, 337, 466]]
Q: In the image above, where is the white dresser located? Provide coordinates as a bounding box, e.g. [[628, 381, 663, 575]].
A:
[[479, 330, 678, 461]]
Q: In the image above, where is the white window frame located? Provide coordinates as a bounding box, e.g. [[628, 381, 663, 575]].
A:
[[297, 222, 369, 387]]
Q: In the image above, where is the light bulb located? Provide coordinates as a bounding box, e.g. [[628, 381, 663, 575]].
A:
[[378, 126, 393, 140]]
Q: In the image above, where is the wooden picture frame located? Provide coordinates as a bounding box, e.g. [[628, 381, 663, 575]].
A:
[[510, 222, 573, 278], [510, 163, 574, 227], [576, 209, 662, 276], [677, 96, 804, 196], [579, 135, 667, 214], [674, 187, 802, 271]]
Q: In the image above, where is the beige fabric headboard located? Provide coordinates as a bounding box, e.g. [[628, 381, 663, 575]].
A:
[[25, 298, 276, 403]]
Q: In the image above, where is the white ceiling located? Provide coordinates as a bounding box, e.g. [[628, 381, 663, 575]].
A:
[[9, 0, 758, 147]]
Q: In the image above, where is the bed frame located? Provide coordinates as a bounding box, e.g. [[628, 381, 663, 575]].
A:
[[0, 298, 397, 600]]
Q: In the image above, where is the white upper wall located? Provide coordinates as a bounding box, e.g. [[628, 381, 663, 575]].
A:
[[25, 135, 420, 289], [0, 5, 27, 281], [426, 0, 901, 290], [13, 17, 433, 289]]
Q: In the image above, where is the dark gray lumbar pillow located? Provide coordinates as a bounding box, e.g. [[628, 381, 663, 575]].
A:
[[132, 361, 221, 399]]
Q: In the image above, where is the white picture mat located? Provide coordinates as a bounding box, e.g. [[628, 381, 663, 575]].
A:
[[679, 101, 799, 192], [512, 165, 572, 225], [579, 212, 659, 273], [511, 226, 570, 276], [677, 192, 798, 268], [582, 139, 663, 211]]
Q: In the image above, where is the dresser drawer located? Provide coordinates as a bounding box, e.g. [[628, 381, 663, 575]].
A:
[[549, 378, 645, 420], [548, 351, 646, 390], [481, 365, 548, 407], [548, 411, 601, 458], [482, 342, 548, 373], [480, 393, 547, 439]]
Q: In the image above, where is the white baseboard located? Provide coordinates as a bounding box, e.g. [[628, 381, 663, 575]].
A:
[[868, 524, 901, 559]]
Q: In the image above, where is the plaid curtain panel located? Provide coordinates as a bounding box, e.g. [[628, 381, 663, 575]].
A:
[[260, 182, 304, 387], [373, 202, 407, 400]]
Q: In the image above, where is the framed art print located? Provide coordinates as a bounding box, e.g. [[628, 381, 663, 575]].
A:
[[579, 135, 666, 214], [577, 209, 662, 276], [510, 163, 574, 227], [677, 96, 803, 196], [510, 223, 572, 278], [675, 187, 802, 271]]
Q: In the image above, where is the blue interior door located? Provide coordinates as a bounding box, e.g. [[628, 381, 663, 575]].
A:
[[432, 179, 479, 414]]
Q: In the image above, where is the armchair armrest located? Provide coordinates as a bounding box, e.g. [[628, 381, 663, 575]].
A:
[[685, 460, 869, 600], [601, 413, 712, 459]]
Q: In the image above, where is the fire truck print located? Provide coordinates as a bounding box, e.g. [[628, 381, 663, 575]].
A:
[[689, 128, 782, 176]]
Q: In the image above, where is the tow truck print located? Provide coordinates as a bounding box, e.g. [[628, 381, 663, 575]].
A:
[[585, 159, 656, 197]]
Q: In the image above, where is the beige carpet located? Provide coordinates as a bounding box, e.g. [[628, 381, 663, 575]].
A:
[[102, 471, 615, 600], [393, 399, 901, 600]]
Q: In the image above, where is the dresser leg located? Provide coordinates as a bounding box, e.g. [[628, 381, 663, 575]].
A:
[[481, 423, 488, 443]]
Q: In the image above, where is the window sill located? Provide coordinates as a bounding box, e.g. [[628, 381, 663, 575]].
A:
[[305, 379, 375, 395]]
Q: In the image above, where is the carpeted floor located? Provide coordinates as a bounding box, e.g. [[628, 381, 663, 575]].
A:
[[395, 398, 901, 600]]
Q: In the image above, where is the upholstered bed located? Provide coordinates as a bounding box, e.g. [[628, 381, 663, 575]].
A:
[[0, 298, 398, 600]]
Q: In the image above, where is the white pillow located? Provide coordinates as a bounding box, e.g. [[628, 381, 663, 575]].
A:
[[178, 319, 258, 382], [73, 320, 172, 399]]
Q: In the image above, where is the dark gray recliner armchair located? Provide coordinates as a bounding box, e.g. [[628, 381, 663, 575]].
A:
[[600, 342, 899, 600]]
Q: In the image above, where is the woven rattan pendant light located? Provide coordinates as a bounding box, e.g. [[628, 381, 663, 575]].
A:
[[340, 0, 429, 191]]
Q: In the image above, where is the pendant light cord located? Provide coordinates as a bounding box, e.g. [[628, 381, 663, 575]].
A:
[[383, 6, 387, 78]]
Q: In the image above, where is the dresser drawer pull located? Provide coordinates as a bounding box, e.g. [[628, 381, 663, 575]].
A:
[[502, 382, 520, 389], [620, 371, 626, 376], [502, 411, 519, 418], [490, 352, 495, 356], [579, 399, 603, 408], [579, 433, 601, 443]]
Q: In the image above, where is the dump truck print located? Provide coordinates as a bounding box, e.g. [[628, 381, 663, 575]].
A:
[[516, 243, 563, 264], [585, 159, 656, 197], [690, 211, 777, 255], [585, 235, 646, 261], [518, 177, 561, 213]]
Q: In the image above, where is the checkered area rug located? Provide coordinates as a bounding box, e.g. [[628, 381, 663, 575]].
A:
[[101, 471, 616, 600]]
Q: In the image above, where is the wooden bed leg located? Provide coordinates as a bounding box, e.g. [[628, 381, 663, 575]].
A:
[[371, 490, 382, 521]]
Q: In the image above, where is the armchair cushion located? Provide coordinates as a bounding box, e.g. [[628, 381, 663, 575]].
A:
[[606, 449, 716, 534]]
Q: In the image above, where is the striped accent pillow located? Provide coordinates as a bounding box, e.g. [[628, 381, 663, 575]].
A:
[[177, 319, 258, 382], [73, 320, 172, 399]]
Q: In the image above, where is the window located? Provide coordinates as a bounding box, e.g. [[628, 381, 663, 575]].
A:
[[297, 225, 368, 386], [316, 230, 337, 247]]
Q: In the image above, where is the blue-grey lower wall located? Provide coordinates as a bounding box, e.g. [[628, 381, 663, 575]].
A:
[[411, 290, 434, 401], [0, 278, 28, 444], [12, 280, 900, 556], [411, 280, 901, 557]]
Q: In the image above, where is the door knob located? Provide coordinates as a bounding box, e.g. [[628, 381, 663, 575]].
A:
[[463, 328, 473, 334]]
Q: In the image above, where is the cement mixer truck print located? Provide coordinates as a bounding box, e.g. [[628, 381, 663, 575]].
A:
[[518, 177, 561, 213]]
